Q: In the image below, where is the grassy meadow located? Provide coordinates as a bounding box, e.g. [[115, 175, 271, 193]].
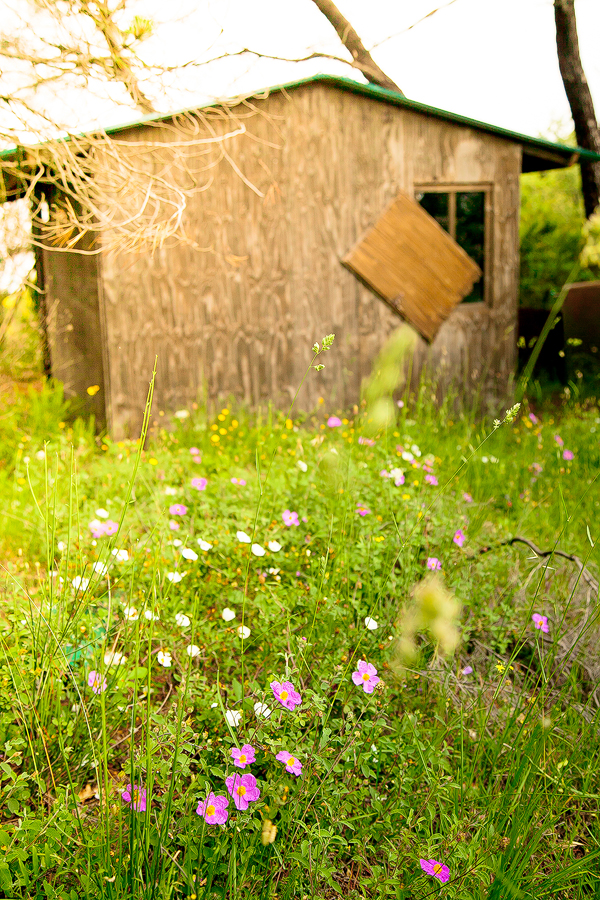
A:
[[0, 308, 600, 899]]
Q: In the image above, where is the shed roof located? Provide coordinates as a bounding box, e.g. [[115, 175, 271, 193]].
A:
[[2, 72, 600, 202], [101, 73, 600, 174]]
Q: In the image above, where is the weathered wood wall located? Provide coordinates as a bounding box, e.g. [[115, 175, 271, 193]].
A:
[[97, 82, 520, 437], [41, 228, 107, 427]]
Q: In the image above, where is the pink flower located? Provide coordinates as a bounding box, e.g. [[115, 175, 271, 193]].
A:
[[461, 665, 473, 675], [87, 670, 107, 694], [529, 413, 539, 424], [196, 792, 228, 824], [420, 859, 449, 883], [231, 477, 247, 486], [563, 449, 574, 461], [463, 492, 473, 503], [191, 477, 207, 491], [276, 750, 302, 776], [122, 784, 147, 813], [453, 529, 465, 548], [554, 434, 564, 447], [426, 557, 442, 570], [532, 613, 549, 633], [358, 436, 375, 446], [169, 520, 180, 531], [327, 416, 342, 427], [351, 660, 380, 694], [90, 522, 107, 538], [169, 504, 188, 515], [356, 504, 371, 516], [192, 455, 202, 464], [190, 447, 200, 456], [231, 744, 256, 769], [282, 510, 299, 527], [425, 474, 438, 486], [225, 773, 260, 810], [104, 520, 119, 536], [271, 680, 302, 711]]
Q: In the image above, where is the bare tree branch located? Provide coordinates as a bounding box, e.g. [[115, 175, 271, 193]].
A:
[[310, 0, 402, 93]]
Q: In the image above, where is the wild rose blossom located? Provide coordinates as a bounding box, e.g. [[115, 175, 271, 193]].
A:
[[425, 474, 438, 486], [420, 859, 449, 883], [169, 504, 188, 516], [426, 557, 442, 571], [189, 447, 200, 456], [251, 544, 266, 556], [237, 530, 251, 543], [356, 504, 371, 516], [87, 670, 107, 694], [271, 680, 301, 711], [327, 416, 342, 427], [453, 529, 465, 547], [268, 540, 282, 552], [276, 750, 302, 776], [157, 649, 172, 667], [122, 784, 147, 813], [254, 702, 272, 719], [358, 436, 375, 446], [364, 616, 378, 631], [186, 644, 201, 658], [225, 773, 260, 810], [225, 710, 242, 727], [191, 477, 207, 491], [169, 520, 180, 531], [554, 434, 564, 447], [231, 477, 246, 485], [222, 608, 236, 622], [282, 510, 299, 527], [231, 744, 256, 768], [196, 792, 228, 824], [352, 660, 380, 694], [563, 449, 574, 461], [175, 612, 191, 627], [532, 613, 549, 633]]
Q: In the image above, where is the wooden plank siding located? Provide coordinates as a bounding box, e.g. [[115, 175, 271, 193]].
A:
[[94, 82, 520, 437]]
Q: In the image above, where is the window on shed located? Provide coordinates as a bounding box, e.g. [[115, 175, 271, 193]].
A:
[[415, 187, 487, 302]]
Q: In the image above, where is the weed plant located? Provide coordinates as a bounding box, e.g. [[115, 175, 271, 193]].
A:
[[0, 333, 600, 899]]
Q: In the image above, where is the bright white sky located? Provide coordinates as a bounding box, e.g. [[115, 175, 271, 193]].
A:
[[3, 0, 600, 141], [105, 0, 600, 141]]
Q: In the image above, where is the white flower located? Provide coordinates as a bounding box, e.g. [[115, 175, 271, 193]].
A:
[[297, 460, 308, 472], [197, 539, 212, 551], [88, 519, 103, 533], [57, 541, 67, 552], [251, 543, 265, 557], [123, 606, 139, 621], [268, 541, 282, 552], [181, 548, 198, 561], [401, 451, 414, 462], [172, 539, 183, 547], [166, 571, 185, 583], [237, 625, 251, 639], [253, 702, 272, 719], [225, 709, 242, 727], [411, 444, 422, 457], [236, 531, 251, 543], [93, 561, 108, 575], [222, 607, 236, 622], [330, 447, 338, 455], [144, 610, 159, 621], [95, 508, 109, 519], [157, 649, 172, 667], [364, 616, 378, 631], [104, 650, 127, 666], [268, 567, 280, 575], [165, 486, 178, 496], [210, 701, 218, 708], [186, 644, 201, 658], [36, 450, 46, 461], [72, 576, 89, 592], [173, 409, 190, 419], [111, 548, 129, 562], [175, 612, 191, 627]]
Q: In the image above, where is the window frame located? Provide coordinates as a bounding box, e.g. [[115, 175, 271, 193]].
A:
[[413, 183, 493, 305]]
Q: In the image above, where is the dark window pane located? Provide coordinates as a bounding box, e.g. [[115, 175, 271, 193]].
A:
[[416, 192, 449, 233], [456, 191, 485, 302]]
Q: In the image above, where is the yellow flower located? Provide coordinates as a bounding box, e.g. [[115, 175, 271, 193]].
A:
[[86, 384, 100, 396]]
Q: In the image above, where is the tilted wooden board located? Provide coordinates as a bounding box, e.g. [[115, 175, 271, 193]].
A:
[[342, 190, 482, 342]]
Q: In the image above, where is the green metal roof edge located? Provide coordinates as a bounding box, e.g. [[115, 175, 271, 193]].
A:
[[98, 72, 600, 164], [2, 72, 600, 165]]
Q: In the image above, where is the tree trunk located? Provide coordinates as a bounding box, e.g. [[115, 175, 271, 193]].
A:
[[310, 0, 402, 94], [554, 0, 600, 218]]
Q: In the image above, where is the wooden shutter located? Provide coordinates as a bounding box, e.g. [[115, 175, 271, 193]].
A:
[[343, 189, 482, 342]]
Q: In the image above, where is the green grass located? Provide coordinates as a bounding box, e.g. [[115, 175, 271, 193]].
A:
[[0, 321, 600, 899]]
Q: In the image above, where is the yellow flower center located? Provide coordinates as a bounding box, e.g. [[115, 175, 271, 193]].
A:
[[239, 754, 246, 764], [433, 864, 442, 875], [94, 676, 101, 688], [236, 785, 247, 797], [206, 804, 215, 817], [280, 690, 288, 700], [133, 789, 140, 804], [290, 758, 297, 767], [362, 672, 370, 681]]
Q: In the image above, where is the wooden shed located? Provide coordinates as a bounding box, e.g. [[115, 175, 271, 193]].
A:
[[3, 74, 596, 436]]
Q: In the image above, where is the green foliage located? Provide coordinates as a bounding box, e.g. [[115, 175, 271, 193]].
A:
[[519, 165, 595, 309]]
